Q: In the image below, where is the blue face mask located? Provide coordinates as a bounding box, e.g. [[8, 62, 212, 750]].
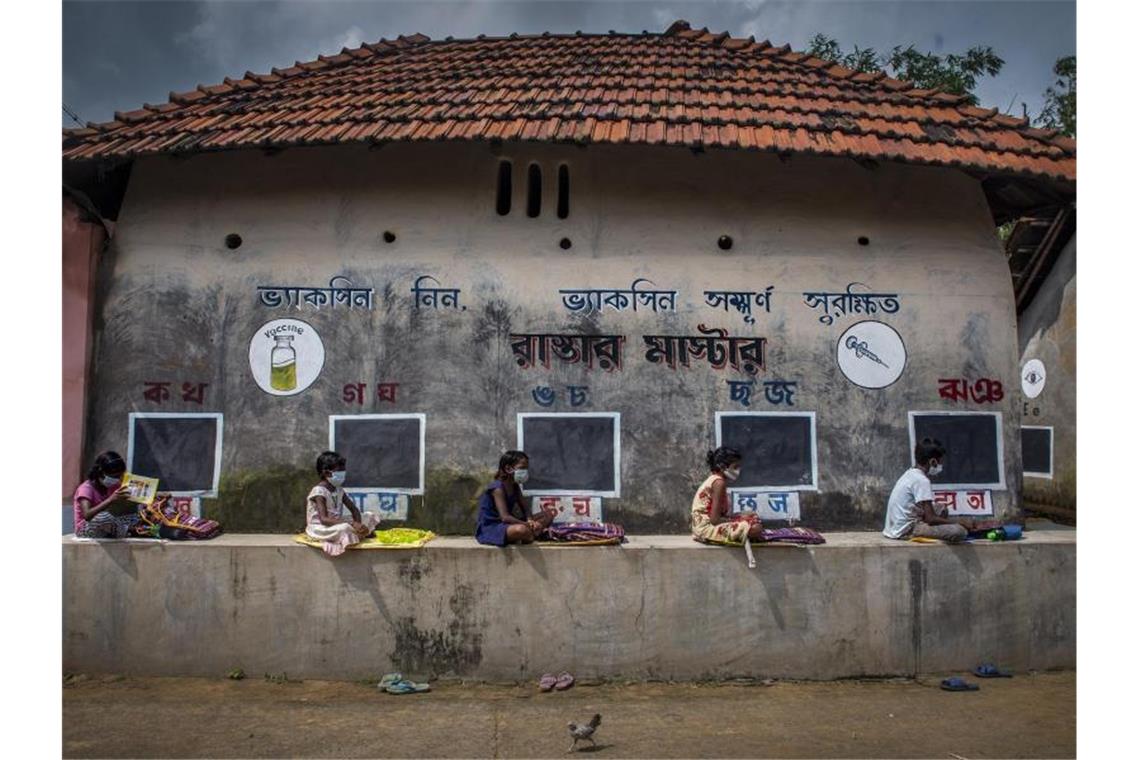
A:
[[101, 474, 122, 488], [328, 470, 347, 486], [928, 463, 943, 477], [512, 468, 529, 484]]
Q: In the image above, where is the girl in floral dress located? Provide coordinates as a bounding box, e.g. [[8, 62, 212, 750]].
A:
[[691, 447, 763, 544]]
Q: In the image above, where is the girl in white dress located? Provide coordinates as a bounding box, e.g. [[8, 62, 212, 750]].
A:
[[305, 451, 382, 557]]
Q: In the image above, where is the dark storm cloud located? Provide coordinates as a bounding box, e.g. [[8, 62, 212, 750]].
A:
[[63, 1, 1074, 128]]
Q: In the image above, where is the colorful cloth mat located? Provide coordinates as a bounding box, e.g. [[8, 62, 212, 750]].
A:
[[695, 526, 826, 547], [538, 522, 626, 545], [294, 528, 437, 550], [760, 527, 826, 544]]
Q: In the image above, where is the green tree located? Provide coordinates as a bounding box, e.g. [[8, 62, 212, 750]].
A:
[[806, 34, 1004, 105], [805, 34, 880, 74], [1035, 55, 1075, 137]]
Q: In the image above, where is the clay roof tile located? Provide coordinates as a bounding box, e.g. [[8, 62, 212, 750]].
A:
[[115, 109, 151, 123], [879, 77, 913, 92], [168, 89, 206, 105], [1051, 135, 1076, 152]]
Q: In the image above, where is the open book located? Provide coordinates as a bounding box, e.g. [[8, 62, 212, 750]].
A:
[[121, 473, 159, 505]]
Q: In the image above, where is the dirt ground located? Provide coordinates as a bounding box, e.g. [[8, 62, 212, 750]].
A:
[[63, 670, 1074, 759]]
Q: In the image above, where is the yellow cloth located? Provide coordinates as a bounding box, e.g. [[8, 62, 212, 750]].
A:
[[372, 528, 437, 546], [293, 528, 436, 550], [907, 536, 942, 544]]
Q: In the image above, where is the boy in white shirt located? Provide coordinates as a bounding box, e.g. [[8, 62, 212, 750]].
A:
[[883, 438, 971, 542]]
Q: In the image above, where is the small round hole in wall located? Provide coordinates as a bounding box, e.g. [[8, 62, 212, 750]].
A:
[[717, 235, 733, 251], [559, 237, 572, 250], [383, 231, 397, 243], [857, 236, 870, 246], [224, 233, 242, 250]]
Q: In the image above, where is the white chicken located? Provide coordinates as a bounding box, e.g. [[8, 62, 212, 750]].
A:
[[567, 713, 602, 752]]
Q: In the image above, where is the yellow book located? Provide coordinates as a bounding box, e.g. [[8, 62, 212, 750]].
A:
[[121, 473, 159, 505]]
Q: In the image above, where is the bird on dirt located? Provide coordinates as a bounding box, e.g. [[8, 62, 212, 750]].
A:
[[567, 713, 602, 752]]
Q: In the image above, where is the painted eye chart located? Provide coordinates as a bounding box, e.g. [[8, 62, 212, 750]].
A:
[[1021, 359, 1046, 399], [836, 320, 907, 389]]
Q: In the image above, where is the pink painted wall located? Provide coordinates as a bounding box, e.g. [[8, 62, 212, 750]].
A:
[[62, 196, 106, 497]]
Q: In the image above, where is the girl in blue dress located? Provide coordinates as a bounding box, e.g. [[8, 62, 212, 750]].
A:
[[475, 450, 554, 545]]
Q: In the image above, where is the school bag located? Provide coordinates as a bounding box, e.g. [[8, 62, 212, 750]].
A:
[[134, 494, 223, 540]]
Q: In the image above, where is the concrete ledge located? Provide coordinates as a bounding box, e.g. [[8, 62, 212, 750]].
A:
[[63, 531, 1075, 681]]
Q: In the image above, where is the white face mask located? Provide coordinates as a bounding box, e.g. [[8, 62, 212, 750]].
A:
[[101, 474, 122, 488], [724, 467, 741, 482], [328, 470, 347, 486], [512, 468, 529, 484], [928, 463, 943, 477]]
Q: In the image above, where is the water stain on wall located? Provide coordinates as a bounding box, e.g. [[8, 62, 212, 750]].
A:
[[390, 583, 485, 676]]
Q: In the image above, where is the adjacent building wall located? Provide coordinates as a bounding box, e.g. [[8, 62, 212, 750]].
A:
[[1018, 236, 1076, 508], [83, 141, 1022, 532], [63, 194, 106, 500]]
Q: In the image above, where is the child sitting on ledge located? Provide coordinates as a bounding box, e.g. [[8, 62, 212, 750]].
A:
[[691, 447, 764, 544], [882, 438, 973, 543], [475, 450, 554, 546], [305, 451, 382, 557], [73, 451, 138, 538]]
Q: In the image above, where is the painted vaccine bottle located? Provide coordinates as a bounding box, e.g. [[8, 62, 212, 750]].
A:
[[270, 334, 298, 391], [249, 318, 325, 397]]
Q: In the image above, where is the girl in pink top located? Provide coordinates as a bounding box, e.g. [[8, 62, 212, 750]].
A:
[[72, 451, 139, 538]]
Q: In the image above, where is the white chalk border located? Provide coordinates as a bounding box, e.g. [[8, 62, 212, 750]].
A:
[[328, 413, 427, 495], [517, 412, 621, 497], [127, 412, 224, 498], [907, 410, 1006, 491], [1022, 425, 1055, 479], [714, 410, 819, 492]]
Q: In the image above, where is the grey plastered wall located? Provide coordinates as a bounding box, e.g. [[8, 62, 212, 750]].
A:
[[85, 141, 1022, 532], [1017, 236, 1076, 508], [62, 535, 1076, 680]]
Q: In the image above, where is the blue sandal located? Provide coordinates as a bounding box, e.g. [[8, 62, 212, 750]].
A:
[[974, 663, 1013, 678], [383, 676, 430, 694], [940, 677, 979, 692]]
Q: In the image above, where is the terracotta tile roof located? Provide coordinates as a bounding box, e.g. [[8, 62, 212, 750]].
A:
[[62, 21, 1074, 185]]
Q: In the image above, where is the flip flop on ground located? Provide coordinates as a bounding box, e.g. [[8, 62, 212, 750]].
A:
[[554, 672, 575, 691], [974, 663, 1013, 678], [538, 673, 557, 692], [381, 674, 430, 694], [940, 677, 980, 692]]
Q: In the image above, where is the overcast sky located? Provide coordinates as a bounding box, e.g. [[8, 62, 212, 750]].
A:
[[62, 0, 1075, 129]]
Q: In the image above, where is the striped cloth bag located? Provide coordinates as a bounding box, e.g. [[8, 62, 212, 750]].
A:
[[541, 522, 626, 544], [136, 495, 223, 540], [760, 527, 826, 544]]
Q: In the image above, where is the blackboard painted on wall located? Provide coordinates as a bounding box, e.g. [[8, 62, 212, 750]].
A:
[[909, 411, 1005, 490], [715, 412, 818, 491], [517, 413, 621, 496], [1021, 426, 1053, 478], [127, 413, 224, 495], [329, 414, 425, 493]]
